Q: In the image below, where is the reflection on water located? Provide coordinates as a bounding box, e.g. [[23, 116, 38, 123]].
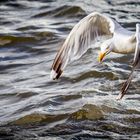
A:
[[0, 0, 140, 139]]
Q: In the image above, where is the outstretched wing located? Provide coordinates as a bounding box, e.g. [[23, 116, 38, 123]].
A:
[[133, 24, 140, 68], [50, 12, 121, 80], [117, 24, 140, 100]]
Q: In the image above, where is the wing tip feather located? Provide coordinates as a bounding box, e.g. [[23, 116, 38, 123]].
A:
[[50, 69, 63, 80], [50, 69, 57, 80]]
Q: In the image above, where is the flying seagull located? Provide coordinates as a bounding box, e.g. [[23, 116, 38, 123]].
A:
[[50, 12, 140, 100]]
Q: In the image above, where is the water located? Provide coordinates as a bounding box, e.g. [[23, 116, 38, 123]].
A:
[[0, 0, 140, 139]]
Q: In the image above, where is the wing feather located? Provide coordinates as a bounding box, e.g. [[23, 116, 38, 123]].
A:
[[133, 24, 140, 67], [51, 12, 121, 80]]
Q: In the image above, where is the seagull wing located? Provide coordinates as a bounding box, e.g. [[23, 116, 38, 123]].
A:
[[51, 12, 121, 80], [117, 24, 140, 100], [133, 24, 140, 68]]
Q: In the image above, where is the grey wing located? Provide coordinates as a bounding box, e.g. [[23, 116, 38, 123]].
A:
[[117, 24, 140, 100], [133, 24, 140, 68], [50, 12, 121, 80]]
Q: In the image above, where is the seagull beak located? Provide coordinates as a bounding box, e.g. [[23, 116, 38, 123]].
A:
[[98, 49, 111, 62], [98, 52, 106, 62]]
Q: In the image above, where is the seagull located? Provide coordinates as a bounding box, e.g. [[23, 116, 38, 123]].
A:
[[50, 12, 140, 100]]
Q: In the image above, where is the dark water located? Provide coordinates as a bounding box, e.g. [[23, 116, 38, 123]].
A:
[[0, 0, 140, 139]]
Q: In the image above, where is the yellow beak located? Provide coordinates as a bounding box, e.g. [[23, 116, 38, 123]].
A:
[[98, 52, 106, 62]]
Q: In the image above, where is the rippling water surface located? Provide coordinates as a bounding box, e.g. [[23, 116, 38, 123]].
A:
[[0, 0, 140, 139]]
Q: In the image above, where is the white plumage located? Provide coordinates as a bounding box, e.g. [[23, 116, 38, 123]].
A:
[[50, 12, 140, 99]]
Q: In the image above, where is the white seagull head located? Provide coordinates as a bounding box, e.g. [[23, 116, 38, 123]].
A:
[[98, 39, 113, 62]]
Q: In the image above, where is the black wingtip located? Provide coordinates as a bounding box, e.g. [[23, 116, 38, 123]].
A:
[[117, 69, 134, 100]]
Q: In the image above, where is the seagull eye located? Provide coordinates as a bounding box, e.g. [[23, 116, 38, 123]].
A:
[[105, 47, 111, 55], [106, 46, 109, 51]]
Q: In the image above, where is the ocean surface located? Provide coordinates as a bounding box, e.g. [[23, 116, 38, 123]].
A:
[[0, 0, 140, 139]]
